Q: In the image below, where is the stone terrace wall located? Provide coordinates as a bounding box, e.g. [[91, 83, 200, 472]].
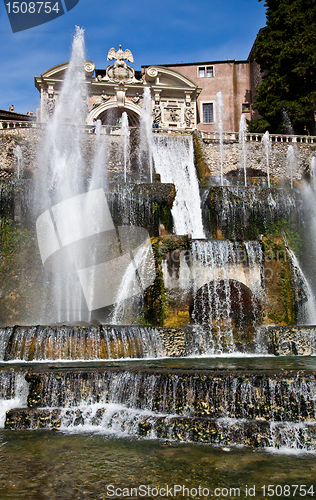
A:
[[1, 128, 315, 181], [200, 138, 315, 180], [0, 128, 139, 181]]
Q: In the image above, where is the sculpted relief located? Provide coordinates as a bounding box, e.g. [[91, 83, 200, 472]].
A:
[[100, 45, 140, 85]]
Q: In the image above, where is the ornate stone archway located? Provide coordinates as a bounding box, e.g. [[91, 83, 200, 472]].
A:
[[87, 100, 141, 127]]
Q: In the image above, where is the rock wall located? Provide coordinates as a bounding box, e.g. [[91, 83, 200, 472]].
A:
[[199, 136, 315, 180], [1, 129, 316, 182], [0, 128, 143, 181]]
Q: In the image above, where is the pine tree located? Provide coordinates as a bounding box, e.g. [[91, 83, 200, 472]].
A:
[[250, 0, 316, 134]]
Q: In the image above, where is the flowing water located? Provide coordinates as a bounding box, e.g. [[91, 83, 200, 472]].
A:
[[119, 111, 130, 182], [216, 91, 225, 186], [152, 134, 205, 239], [287, 145, 295, 189], [139, 87, 154, 182], [190, 241, 263, 353], [311, 157, 316, 191], [13, 145, 23, 180], [239, 114, 247, 186], [262, 130, 270, 187], [2, 31, 316, 491]]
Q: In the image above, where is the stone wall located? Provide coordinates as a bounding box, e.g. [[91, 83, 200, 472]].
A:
[[200, 137, 315, 180], [1, 128, 315, 182], [0, 128, 143, 181]]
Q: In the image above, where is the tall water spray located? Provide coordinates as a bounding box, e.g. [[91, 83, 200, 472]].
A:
[[34, 27, 112, 324], [216, 91, 225, 186], [311, 157, 316, 191], [119, 112, 130, 183], [262, 131, 270, 188], [13, 145, 23, 179], [90, 119, 107, 191], [239, 114, 247, 186], [287, 145, 295, 189], [139, 87, 154, 182]]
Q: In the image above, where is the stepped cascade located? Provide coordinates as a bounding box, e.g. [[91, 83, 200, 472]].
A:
[[2, 28, 316, 467]]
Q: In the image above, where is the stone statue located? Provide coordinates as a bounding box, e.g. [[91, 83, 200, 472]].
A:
[[131, 92, 142, 105], [103, 45, 140, 84], [184, 107, 193, 127], [107, 45, 134, 65], [153, 106, 161, 124], [169, 108, 180, 122], [46, 98, 55, 117], [91, 91, 111, 109]]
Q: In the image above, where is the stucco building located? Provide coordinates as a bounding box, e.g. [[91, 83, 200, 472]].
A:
[[35, 45, 260, 133]]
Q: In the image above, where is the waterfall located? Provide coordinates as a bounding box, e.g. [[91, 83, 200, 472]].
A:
[[6, 368, 316, 450], [152, 135, 205, 239], [110, 242, 153, 325], [0, 371, 28, 428], [284, 237, 316, 325], [190, 240, 263, 353], [0, 325, 164, 361], [139, 87, 154, 182]]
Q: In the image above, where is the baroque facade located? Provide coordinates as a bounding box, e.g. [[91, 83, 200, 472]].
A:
[[35, 45, 260, 133]]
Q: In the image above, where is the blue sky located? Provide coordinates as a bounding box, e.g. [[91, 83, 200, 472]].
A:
[[0, 0, 267, 114]]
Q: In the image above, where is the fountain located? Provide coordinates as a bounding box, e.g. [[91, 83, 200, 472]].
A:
[[239, 114, 247, 186], [13, 145, 23, 179], [139, 86, 154, 182], [262, 130, 270, 188], [216, 91, 225, 186], [311, 156, 316, 191], [287, 144, 295, 189], [2, 29, 316, 498], [119, 111, 130, 182]]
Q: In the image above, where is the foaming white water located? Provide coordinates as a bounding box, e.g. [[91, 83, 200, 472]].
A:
[[111, 243, 153, 325], [119, 112, 130, 182], [89, 119, 107, 191], [34, 27, 89, 324], [13, 145, 23, 179], [262, 131, 270, 188], [239, 114, 247, 186], [59, 402, 169, 437], [190, 240, 263, 353], [139, 87, 154, 182], [0, 373, 28, 428], [284, 236, 316, 325], [287, 145, 296, 189], [216, 91, 225, 186], [152, 135, 205, 239]]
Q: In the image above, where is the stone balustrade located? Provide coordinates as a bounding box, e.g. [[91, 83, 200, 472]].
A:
[[201, 130, 316, 143], [0, 120, 37, 131]]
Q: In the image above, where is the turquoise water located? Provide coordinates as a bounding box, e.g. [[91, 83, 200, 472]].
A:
[[2, 355, 316, 371], [0, 430, 315, 500]]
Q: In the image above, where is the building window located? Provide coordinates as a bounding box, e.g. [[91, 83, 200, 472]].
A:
[[202, 102, 214, 124], [198, 66, 214, 78], [242, 103, 251, 113]]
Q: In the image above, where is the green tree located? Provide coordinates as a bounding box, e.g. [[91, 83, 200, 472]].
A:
[[250, 0, 316, 134]]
